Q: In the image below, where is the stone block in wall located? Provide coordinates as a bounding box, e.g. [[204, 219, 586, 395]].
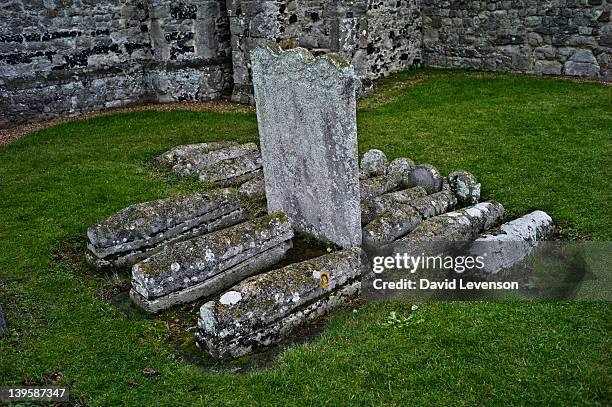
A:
[[564, 48, 600, 77], [534, 60, 562, 75]]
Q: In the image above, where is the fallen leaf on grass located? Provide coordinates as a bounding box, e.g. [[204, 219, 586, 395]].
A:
[[142, 368, 160, 376]]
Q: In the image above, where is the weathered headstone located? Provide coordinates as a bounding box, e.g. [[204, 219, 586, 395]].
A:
[[251, 44, 362, 248]]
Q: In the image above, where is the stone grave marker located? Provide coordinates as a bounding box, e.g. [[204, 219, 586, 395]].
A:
[[251, 44, 362, 248]]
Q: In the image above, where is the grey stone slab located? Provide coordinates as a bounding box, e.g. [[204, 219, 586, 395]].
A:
[[158, 142, 263, 186], [470, 210, 553, 274], [86, 188, 247, 269], [197, 247, 364, 359], [131, 213, 294, 305], [86, 209, 245, 270], [237, 173, 266, 200], [156, 141, 238, 168], [361, 186, 428, 225], [129, 240, 292, 313], [251, 44, 361, 248], [362, 190, 457, 250]]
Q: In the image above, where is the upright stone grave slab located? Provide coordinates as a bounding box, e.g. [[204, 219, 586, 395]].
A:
[[251, 44, 362, 248]]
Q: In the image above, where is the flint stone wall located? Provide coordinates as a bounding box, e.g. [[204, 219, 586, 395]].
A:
[[252, 45, 362, 248], [422, 0, 610, 80]]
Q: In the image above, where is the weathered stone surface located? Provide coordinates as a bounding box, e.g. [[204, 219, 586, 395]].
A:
[[565, 61, 600, 77], [1, 0, 233, 128], [156, 142, 238, 168], [157, 142, 263, 186], [394, 201, 505, 246], [423, 1, 608, 80], [2, 0, 608, 129], [448, 171, 481, 206], [360, 149, 388, 177], [470, 211, 554, 274], [361, 186, 428, 225], [197, 247, 364, 359], [238, 175, 266, 201], [387, 157, 416, 187], [226, 0, 422, 104], [534, 60, 562, 76], [130, 241, 291, 313], [87, 188, 247, 269], [360, 174, 403, 201], [0, 305, 6, 337], [130, 213, 294, 311], [362, 190, 458, 249], [252, 45, 361, 248], [406, 164, 443, 194]]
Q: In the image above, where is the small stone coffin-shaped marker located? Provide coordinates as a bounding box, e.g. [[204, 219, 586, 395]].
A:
[[360, 173, 404, 201], [361, 186, 428, 225], [391, 201, 505, 256], [470, 210, 553, 274], [157, 142, 263, 186], [197, 247, 364, 359], [86, 188, 247, 269], [362, 189, 458, 250], [130, 213, 294, 312]]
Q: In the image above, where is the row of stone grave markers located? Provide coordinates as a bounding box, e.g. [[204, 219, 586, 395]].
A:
[[85, 45, 553, 359]]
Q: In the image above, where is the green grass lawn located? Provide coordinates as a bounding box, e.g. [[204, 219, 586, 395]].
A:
[[0, 69, 610, 406]]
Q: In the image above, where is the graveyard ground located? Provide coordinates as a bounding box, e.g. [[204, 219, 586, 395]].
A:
[[0, 69, 610, 405]]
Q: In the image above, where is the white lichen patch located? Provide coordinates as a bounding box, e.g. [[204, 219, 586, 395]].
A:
[[220, 290, 243, 305]]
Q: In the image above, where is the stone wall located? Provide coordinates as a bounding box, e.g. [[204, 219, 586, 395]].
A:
[[422, 0, 610, 80], [227, 0, 423, 103], [0, 0, 232, 127], [1, 0, 610, 128]]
